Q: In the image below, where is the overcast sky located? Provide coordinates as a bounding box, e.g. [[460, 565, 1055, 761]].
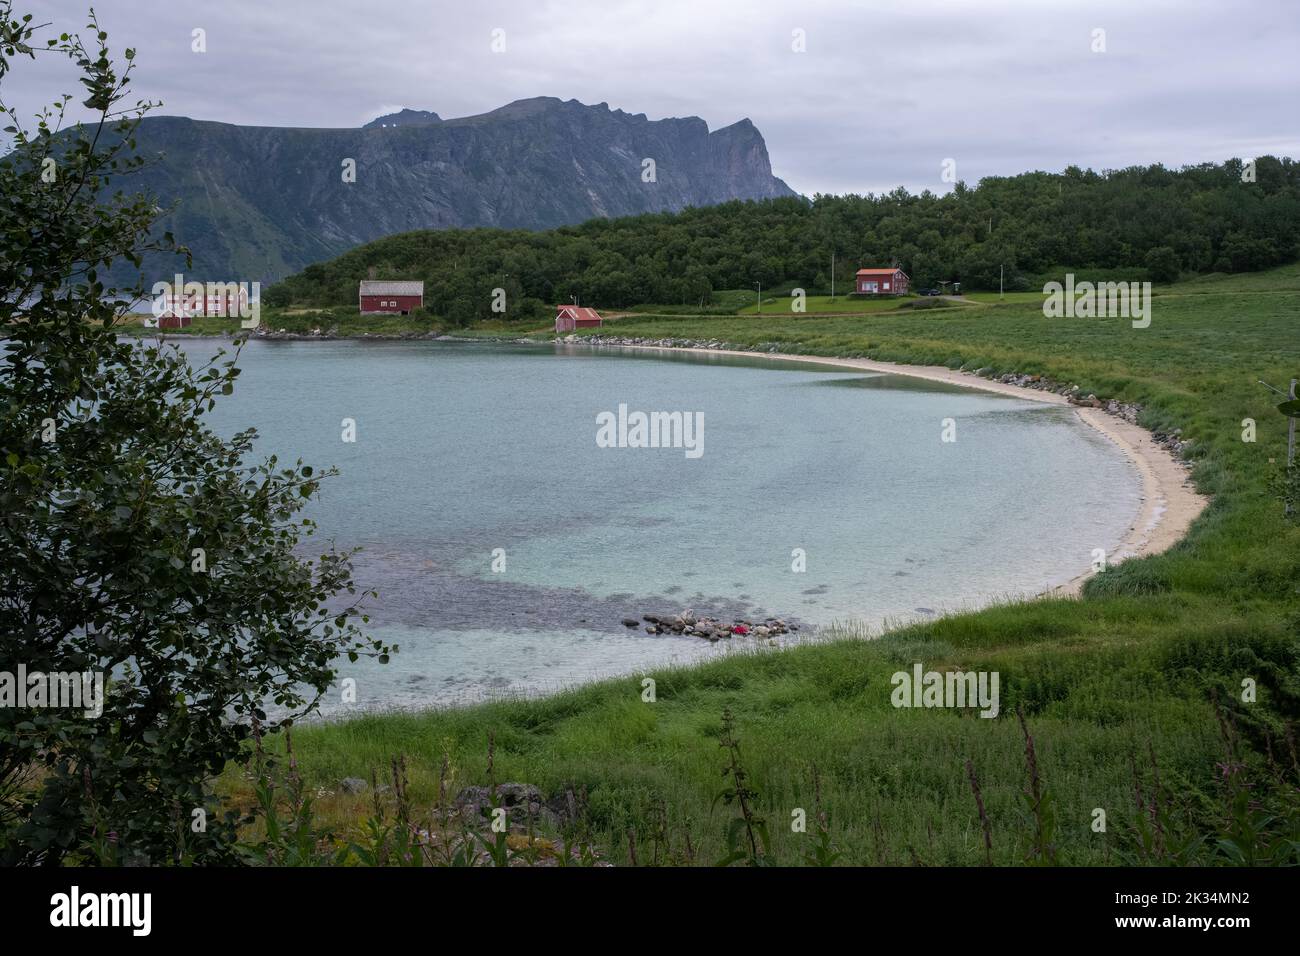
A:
[[6, 0, 1298, 195]]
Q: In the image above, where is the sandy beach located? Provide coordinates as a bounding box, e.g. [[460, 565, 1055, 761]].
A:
[[595, 343, 1209, 597]]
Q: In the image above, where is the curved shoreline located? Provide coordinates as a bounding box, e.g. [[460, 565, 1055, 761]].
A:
[[577, 341, 1209, 598]]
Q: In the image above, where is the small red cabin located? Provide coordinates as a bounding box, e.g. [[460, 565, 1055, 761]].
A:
[[854, 268, 909, 295], [555, 305, 604, 332], [359, 280, 424, 315]]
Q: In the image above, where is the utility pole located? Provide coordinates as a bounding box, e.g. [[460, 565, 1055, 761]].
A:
[[999, 265, 1004, 299], [831, 252, 835, 301], [755, 281, 762, 314]]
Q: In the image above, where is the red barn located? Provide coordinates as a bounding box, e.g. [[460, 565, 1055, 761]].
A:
[[555, 305, 604, 332], [854, 267, 909, 295], [359, 280, 424, 315]]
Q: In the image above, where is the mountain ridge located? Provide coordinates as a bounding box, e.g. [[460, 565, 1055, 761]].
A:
[[110, 97, 795, 284]]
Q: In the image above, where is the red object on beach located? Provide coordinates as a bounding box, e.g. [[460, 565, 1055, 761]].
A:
[[731, 624, 749, 635]]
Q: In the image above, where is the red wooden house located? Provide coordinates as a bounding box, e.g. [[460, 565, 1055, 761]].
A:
[[359, 280, 424, 315], [854, 267, 909, 295], [555, 305, 604, 332]]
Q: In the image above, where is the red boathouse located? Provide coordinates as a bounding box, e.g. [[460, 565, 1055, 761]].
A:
[[555, 304, 604, 332]]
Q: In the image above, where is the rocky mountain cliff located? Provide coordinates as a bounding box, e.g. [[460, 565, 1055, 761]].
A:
[[116, 97, 794, 284]]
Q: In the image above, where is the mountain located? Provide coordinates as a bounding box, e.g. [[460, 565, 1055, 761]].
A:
[[362, 109, 442, 129], [113, 97, 795, 285]]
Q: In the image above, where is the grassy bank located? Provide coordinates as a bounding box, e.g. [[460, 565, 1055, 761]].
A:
[[224, 267, 1300, 866], [732, 293, 966, 316], [114, 308, 552, 338]]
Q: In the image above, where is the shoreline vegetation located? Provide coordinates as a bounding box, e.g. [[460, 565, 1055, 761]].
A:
[[207, 265, 1297, 866]]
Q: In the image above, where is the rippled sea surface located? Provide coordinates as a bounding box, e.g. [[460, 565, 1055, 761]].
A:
[[185, 338, 1140, 713]]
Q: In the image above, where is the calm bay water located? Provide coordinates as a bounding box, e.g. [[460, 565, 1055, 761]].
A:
[[186, 338, 1140, 713]]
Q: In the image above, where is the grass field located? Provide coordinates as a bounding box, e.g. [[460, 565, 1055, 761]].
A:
[[226, 267, 1300, 866], [732, 293, 964, 316], [624, 288, 765, 315], [962, 291, 1048, 304], [1164, 262, 1300, 294]]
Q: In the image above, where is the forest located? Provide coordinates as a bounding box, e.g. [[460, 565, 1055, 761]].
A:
[[265, 156, 1300, 323]]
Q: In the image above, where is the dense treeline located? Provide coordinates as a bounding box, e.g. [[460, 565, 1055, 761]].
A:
[[267, 157, 1300, 321]]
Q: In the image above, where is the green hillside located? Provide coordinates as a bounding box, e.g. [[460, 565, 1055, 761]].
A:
[[266, 157, 1300, 326]]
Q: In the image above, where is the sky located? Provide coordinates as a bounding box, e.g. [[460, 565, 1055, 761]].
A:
[[4, 0, 1298, 196]]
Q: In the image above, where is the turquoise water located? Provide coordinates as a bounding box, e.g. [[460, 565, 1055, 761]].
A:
[[188, 339, 1140, 713]]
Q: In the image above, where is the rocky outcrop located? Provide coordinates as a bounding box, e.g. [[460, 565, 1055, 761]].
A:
[[362, 109, 442, 129], [639, 610, 797, 641]]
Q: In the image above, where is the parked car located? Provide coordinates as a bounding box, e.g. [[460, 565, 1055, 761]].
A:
[[919, 288, 942, 296]]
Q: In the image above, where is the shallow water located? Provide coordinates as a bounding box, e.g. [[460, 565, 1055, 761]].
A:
[[186, 338, 1140, 713]]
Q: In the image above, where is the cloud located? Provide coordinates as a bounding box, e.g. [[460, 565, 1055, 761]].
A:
[[7, 0, 1298, 195]]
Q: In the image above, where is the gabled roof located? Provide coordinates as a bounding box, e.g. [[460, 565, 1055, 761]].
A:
[[359, 280, 424, 296], [557, 305, 603, 322], [855, 268, 907, 276]]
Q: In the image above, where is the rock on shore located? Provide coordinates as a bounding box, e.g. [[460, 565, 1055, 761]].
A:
[[636, 609, 797, 641]]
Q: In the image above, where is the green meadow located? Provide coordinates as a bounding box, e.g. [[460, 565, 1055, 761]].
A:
[[226, 267, 1298, 865], [732, 293, 955, 316]]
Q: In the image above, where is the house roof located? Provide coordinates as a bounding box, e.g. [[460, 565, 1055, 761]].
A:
[[855, 268, 906, 276], [557, 305, 602, 322], [359, 280, 424, 296]]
